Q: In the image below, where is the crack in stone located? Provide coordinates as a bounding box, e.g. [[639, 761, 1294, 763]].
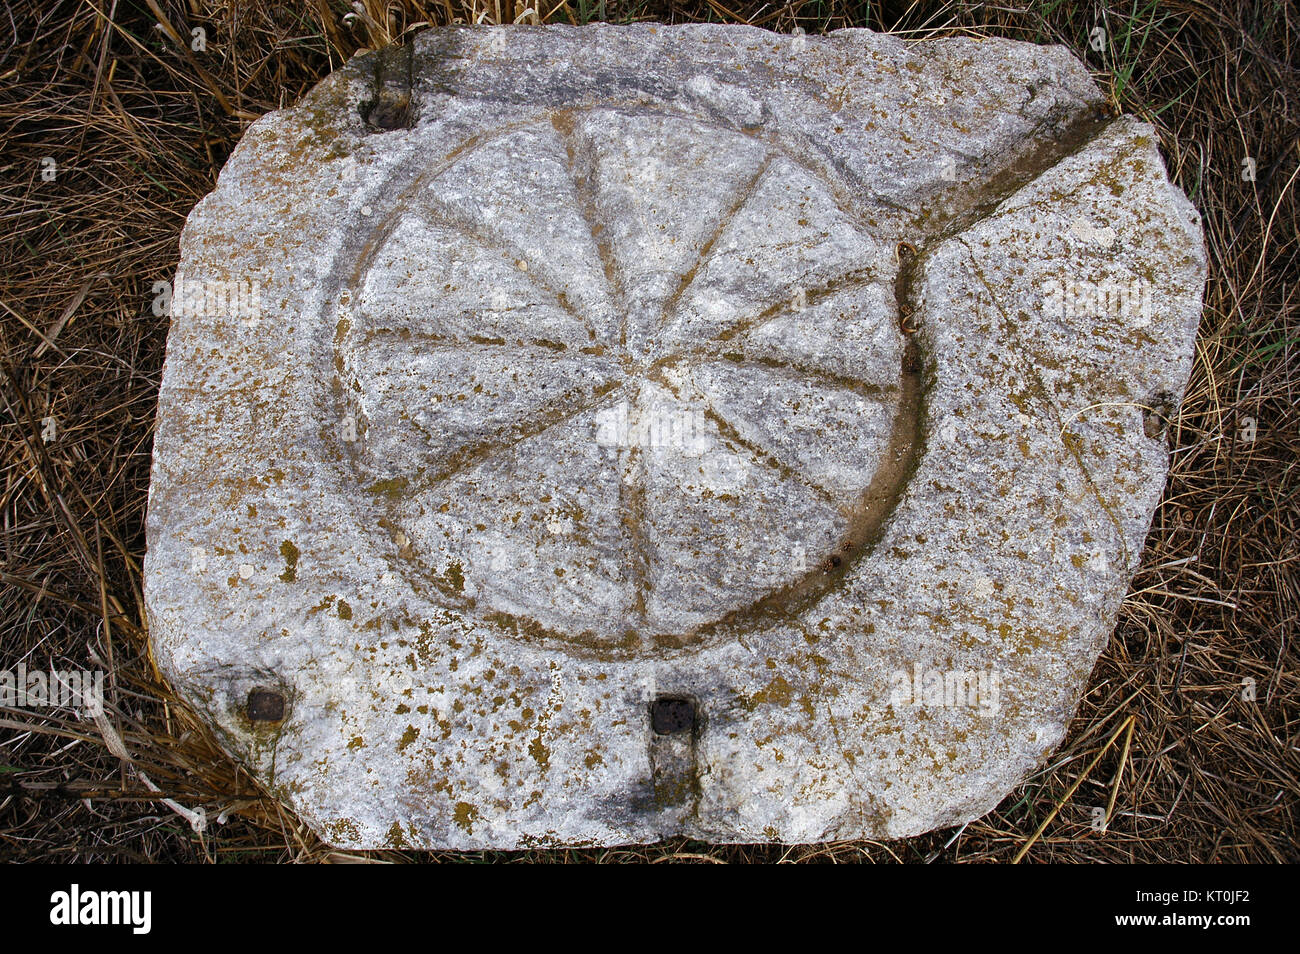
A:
[[921, 113, 1115, 247], [955, 236, 1132, 570], [867, 111, 1128, 578]]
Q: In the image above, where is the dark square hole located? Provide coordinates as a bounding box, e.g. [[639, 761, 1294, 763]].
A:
[[650, 697, 696, 736], [247, 688, 285, 723]]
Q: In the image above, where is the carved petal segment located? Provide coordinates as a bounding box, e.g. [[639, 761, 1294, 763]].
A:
[[566, 109, 768, 362], [404, 404, 639, 641], [664, 156, 893, 350], [635, 380, 846, 634], [425, 125, 621, 347]]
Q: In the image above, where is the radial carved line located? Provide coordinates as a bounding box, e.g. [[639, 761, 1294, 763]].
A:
[[414, 196, 604, 347], [338, 116, 576, 294], [358, 330, 609, 357], [618, 429, 652, 630], [648, 265, 886, 375], [698, 403, 842, 512], [403, 380, 628, 492], [654, 152, 775, 342], [548, 110, 629, 358], [655, 366, 845, 512], [747, 123, 895, 225], [679, 354, 895, 403], [722, 265, 883, 343]]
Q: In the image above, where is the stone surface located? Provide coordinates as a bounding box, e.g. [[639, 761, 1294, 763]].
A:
[[143, 23, 1206, 848]]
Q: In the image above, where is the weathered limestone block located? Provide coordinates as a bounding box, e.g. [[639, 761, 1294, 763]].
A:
[[144, 23, 1206, 847]]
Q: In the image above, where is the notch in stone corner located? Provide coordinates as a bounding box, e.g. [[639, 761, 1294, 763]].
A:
[[361, 42, 415, 131]]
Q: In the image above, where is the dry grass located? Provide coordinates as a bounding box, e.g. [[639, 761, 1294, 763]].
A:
[[0, 0, 1295, 862]]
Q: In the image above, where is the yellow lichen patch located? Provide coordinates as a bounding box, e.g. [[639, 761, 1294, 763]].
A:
[[748, 674, 795, 708], [453, 801, 479, 834], [398, 725, 419, 751], [279, 539, 300, 582], [323, 817, 361, 843], [385, 821, 408, 848]]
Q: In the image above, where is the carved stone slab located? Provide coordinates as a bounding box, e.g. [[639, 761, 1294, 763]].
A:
[[144, 24, 1206, 847]]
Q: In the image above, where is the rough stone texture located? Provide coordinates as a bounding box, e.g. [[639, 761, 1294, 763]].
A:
[[144, 23, 1206, 848]]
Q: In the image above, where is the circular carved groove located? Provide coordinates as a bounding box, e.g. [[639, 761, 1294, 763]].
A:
[[327, 108, 923, 658]]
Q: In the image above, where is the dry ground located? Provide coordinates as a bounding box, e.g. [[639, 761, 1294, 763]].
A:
[[0, 0, 1295, 862]]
